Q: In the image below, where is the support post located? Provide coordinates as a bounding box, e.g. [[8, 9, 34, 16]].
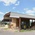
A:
[[19, 17, 21, 31]]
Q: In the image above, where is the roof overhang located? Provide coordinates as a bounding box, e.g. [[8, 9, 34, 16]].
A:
[[10, 12, 35, 19]]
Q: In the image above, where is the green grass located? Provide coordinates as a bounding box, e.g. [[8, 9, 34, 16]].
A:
[[20, 29, 32, 32], [4, 28, 9, 30], [15, 30, 18, 32], [15, 29, 32, 32]]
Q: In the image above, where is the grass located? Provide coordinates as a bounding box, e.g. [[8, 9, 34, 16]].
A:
[[15, 29, 32, 32], [20, 29, 33, 32], [15, 30, 18, 32], [4, 28, 9, 30]]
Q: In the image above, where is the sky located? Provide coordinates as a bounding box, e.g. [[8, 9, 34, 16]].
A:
[[0, 0, 35, 20]]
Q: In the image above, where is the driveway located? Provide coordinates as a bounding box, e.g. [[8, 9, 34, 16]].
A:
[[0, 27, 35, 35], [0, 30, 35, 35]]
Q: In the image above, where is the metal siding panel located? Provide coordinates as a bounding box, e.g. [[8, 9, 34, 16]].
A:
[[10, 12, 35, 19]]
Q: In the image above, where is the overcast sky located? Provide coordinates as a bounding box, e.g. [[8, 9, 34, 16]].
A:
[[0, 0, 35, 20]]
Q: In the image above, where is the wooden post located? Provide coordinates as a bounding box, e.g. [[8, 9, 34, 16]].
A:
[[19, 17, 21, 31]]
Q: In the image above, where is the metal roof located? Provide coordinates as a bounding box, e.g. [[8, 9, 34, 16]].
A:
[[10, 12, 35, 19]]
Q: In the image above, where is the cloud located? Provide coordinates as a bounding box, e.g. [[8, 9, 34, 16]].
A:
[[0, 11, 10, 20], [24, 7, 35, 15], [0, 12, 4, 15], [0, 17, 3, 20], [15, 1, 20, 6], [0, 0, 17, 6], [26, 10, 34, 15], [33, 7, 35, 11], [12, 7, 16, 9], [24, 8, 28, 11], [0, 11, 4, 20], [12, 1, 20, 10], [5, 11, 10, 13]]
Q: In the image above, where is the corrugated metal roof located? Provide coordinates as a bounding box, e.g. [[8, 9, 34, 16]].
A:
[[10, 12, 35, 19]]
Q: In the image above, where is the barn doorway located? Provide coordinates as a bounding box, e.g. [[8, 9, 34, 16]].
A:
[[21, 18, 30, 29]]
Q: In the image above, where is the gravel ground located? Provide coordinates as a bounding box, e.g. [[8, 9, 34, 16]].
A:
[[0, 30, 35, 35], [0, 27, 35, 35]]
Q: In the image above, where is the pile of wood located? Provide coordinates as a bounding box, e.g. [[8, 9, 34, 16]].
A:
[[31, 25, 35, 30]]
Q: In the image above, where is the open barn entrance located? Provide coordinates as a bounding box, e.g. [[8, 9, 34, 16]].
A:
[[11, 18, 35, 30], [21, 18, 30, 29], [16, 18, 30, 29], [30, 20, 35, 29], [32, 22, 35, 26]]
